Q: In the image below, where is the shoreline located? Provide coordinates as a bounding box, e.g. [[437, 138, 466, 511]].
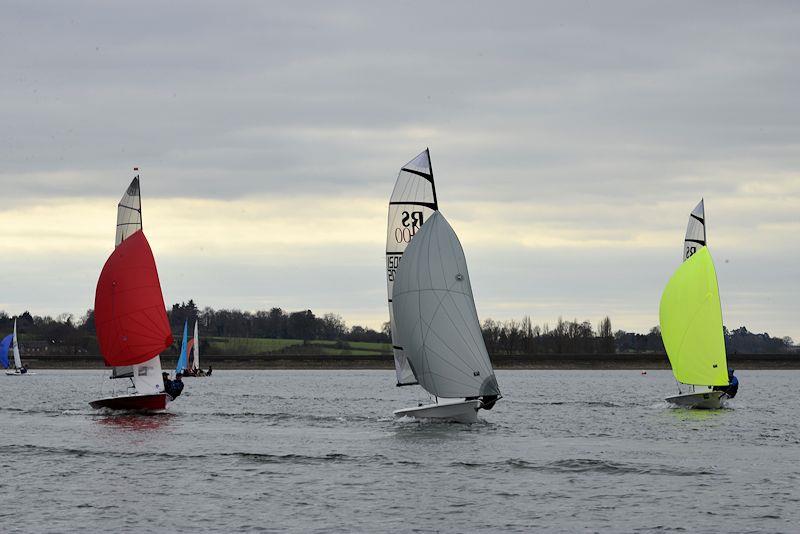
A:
[[16, 353, 800, 370]]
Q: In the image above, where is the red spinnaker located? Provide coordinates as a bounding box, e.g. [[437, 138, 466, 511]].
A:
[[94, 230, 174, 367]]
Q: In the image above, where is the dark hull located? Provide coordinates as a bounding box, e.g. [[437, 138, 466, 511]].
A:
[[89, 393, 169, 411]]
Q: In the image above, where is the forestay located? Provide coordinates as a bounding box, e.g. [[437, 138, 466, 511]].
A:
[[683, 199, 706, 261], [386, 149, 439, 386], [392, 211, 500, 399]]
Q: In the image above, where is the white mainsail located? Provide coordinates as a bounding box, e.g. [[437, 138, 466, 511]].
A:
[[386, 149, 439, 386], [191, 320, 200, 370], [683, 199, 705, 261], [392, 211, 500, 399], [116, 176, 142, 247], [12, 318, 22, 369]]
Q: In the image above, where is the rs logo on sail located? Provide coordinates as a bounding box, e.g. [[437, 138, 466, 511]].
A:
[[394, 211, 424, 243]]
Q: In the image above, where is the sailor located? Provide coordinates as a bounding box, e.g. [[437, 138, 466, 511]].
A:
[[713, 368, 738, 398], [168, 373, 185, 399], [161, 372, 170, 391], [19, 365, 27, 375], [206, 365, 213, 376]]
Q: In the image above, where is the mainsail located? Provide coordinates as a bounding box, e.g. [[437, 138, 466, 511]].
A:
[[116, 177, 142, 247], [660, 201, 728, 387], [191, 321, 200, 370], [683, 199, 706, 261], [386, 149, 439, 386], [175, 321, 189, 374], [12, 319, 21, 369], [392, 211, 500, 399]]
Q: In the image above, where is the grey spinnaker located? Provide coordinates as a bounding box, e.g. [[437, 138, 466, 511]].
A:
[[391, 211, 500, 399], [386, 149, 439, 386]]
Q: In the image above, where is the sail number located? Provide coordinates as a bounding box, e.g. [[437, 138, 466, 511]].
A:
[[685, 246, 696, 259], [387, 255, 400, 281], [393, 211, 424, 243]]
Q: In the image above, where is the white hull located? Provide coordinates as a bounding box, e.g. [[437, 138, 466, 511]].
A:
[[394, 399, 481, 423], [5, 371, 35, 376], [666, 390, 727, 409]]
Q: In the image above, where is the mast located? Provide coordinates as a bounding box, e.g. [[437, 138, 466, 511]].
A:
[[386, 149, 439, 386]]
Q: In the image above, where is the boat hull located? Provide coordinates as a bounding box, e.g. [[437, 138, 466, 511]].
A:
[[394, 399, 481, 423], [90, 393, 170, 412], [5, 371, 35, 376], [666, 390, 726, 409]]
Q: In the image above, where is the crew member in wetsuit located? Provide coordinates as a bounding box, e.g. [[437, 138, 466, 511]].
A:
[[167, 373, 185, 399], [19, 365, 27, 375], [713, 368, 739, 398], [206, 365, 213, 376]]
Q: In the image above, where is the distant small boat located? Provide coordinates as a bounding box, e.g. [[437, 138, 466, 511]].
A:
[[2, 319, 34, 376], [89, 171, 175, 411], [180, 321, 206, 377], [660, 199, 730, 409]]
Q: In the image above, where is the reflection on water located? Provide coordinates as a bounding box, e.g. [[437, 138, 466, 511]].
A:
[[94, 413, 174, 432]]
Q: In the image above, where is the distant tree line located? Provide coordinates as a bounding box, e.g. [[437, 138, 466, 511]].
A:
[[480, 316, 797, 355], [0, 307, 796, 356]]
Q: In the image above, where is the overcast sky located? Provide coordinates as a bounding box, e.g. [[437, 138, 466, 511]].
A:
[[1, 1, 798, 340]]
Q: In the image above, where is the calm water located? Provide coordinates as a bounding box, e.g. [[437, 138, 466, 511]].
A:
[[0, 370, 798, 533]]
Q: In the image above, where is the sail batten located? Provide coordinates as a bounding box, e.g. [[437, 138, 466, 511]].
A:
[[386, 149, 438, 386], [392, 211, 500, 399]]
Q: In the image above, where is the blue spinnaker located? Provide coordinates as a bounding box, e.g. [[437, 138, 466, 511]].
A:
[[0, 334, 12, 369], [175, 321, 188, 375]]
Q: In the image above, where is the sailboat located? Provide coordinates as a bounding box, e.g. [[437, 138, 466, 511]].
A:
[[660, 199, 730, 409], [89, 171, 175, 411], [387, 151, 500, 423], [181, 321, 205, 377], [2, 319, 32, 375]]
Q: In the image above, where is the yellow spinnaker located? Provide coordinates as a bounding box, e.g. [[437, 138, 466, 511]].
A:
[[659, 246, 728, 386]]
